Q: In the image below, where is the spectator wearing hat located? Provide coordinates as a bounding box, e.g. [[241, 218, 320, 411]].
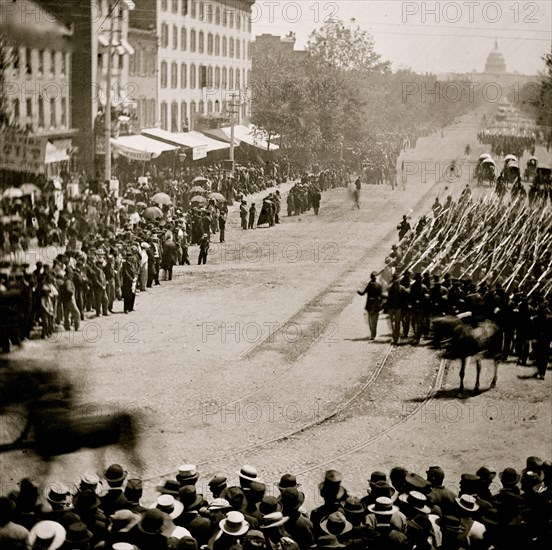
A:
[[221, 487, 259, 529], [208, 476, 228, 500], [454, 495, 486, 547], [161, 235, 179, 281], [64, 521, 94, 549], [72, 489, 108, 543], [198, 234, 210, 265], [259, 512, 291, 550], [213, 511, 250, 550], [107, 509, 142, 547], [121, 252, 138, 314], [277, 475, 300, 494], [60, 267, 80, 331], [404, 514, 433, 550], [458, 474, 492, 518], [389, 467, 409, 498], [41, 485, 72, 522], [311, 471, 348, 539], [311, 534, 345, 549], [101, 465, 128, 516], [0, 496, 30, 548], [176, 465, 200, 488], [259, 496, 283, 517], [437, 515, 468, 550], [426, 466, 457, 515], [475, 467, 497, 501], [28, 520, 66, 550], [497, 468, 521, 496], [124, 479, 147, 513], [238, 466, 261, 492], [366, 496, 407, 535], [10, 478, 40, 530], [319, 512, 352, 544], [397, 492, 440, 547], [90, 257, 109, 317], [207, 499, 233, 534], [280, 488, 313, 550], [173, 488, 211, 546], [243, 481, 267, 523], [127, 509, 169, 550]]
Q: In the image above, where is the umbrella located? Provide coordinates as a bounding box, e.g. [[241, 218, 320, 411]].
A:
[[136, 201, 147, 209], [209, 192, 226, 204], [151, 192, 172, 206], [192, 176, 210, 185], [190, 195, 207, 204], [125, 188, 141, 196], [478, 154, 492, 161], [89, 194, 102, 203], [504, 154, 517, 162], [190, 186, 207, 194], [121, 198, 135, 206], [143, 206, 163, 220], [20, 183, 42, 197], [2, 187, 23, 199]]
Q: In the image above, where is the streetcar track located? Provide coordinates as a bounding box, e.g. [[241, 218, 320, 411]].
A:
[[143, 344, 395, 482]]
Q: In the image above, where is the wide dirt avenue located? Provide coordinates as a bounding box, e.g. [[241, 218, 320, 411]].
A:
[[1, 108, 550, 507]]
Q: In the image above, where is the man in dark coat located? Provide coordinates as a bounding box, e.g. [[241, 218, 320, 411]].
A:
[[122, 252, 138, 314], [198, 234, 210, 265], [161, 237, 178, 281], [358, 272, 383, 340], [240, 201, 248, 230], [386, 275, 408, 345], [312, 188, 322, 215]]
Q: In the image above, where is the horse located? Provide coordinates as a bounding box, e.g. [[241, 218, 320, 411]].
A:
[[0, 361, 144, 476], [430, 314, 501, 396]]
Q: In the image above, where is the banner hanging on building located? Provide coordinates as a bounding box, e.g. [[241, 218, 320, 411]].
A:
[[0, 128, 47, 175]]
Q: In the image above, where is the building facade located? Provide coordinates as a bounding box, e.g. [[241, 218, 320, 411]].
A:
[[128, 26, 158, 130], [131, 0, 254, 133], [37, 0, 135, 174], [1, 0, 76, 176]]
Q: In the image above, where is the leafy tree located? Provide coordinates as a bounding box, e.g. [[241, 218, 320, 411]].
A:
[[306, 20, 390, 74]]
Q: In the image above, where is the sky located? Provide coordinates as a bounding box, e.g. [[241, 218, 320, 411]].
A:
[[251, 0, 552, 75]]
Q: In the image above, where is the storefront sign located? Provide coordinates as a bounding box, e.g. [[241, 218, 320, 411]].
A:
[[0, 128, 47, 175]]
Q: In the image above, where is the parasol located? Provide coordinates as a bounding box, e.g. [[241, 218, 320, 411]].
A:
[[2, 187, 23, 199], [190, 186, 207, 194], [121, 198, 135, 206], [143, 206, 163, 220], [20, 183, 42, 197], [190, 195, 207, 204], [209, 192, 226, 204], [151, 192, 172, 206], [89, 194, 102, 203], [136, 201, 147, 209], [125, 188, 141, 196]]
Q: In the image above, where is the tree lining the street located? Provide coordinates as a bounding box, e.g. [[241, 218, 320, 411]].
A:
[[251, 19, 483, 165]]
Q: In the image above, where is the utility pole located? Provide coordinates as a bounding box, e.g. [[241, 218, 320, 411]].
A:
[[104, 2, 116, 184], [228, 93, 240, 178]]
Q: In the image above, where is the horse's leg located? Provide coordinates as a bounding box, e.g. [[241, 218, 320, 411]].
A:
[[475, 358, 481, 392], [458, 357, 466, 397], [490, 357, 498, 388]]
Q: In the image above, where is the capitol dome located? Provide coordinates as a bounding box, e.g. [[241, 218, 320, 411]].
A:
[[484, 40, 507, 74]]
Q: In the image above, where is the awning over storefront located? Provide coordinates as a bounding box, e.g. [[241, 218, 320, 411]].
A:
[[141, 128, 211, 160], [188, 131, 231, 153], [218, 125, 279, 151], [110, 135, 177, 161]]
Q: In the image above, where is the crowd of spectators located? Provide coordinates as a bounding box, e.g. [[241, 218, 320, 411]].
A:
[[1, 457, 550, 549]]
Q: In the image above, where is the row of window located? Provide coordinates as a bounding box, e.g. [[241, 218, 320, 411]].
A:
[[9, 47, 69, 78], [159, 98, 248, 133], [160, 0, 252, 32], [129, 48, 156, 77], [12, 97, 68, 129], [160, 25, 251, 59], [160, 62, 250, 91]]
